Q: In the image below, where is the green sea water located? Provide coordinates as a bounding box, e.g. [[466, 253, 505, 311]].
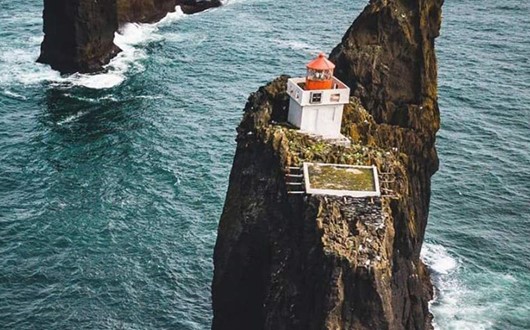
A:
[[0, 1, 528, 329]]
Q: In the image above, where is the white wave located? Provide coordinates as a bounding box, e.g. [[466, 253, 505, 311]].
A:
[[273, 38, 321, 56], [61, 93, 160, 103], [56, 111, 89, 126], [134, 95, 164, 100], [63, 93, 118, 103], [0, 48, 61, 87], [62, 71, 127, 90], [421, 243, 458, 275], [421, 243, 493, 330], [158, 6, 187, 26], [1, 89, 27, 100]]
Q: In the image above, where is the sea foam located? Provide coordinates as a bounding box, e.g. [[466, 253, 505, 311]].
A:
[[421, 243, 493, 330]]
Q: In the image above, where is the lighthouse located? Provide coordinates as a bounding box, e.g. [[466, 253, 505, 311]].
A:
[[286, 53, 350, 139]]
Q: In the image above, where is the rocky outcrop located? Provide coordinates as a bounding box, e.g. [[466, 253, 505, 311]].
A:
[[178, 0, 222, 15], [116, 0, 221, 24], [330, 0, 443, 134], [212, 0, 443, 329], [116, 0, 178, 24], [329, 0, 444, 325], [38, 0, 222, 74], [37, 0, 121, 74]]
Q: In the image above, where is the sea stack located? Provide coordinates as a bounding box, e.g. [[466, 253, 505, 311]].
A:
[[37, 0, 121, 74], [211, 0, 444, 329], [37, 0, 222, 74]]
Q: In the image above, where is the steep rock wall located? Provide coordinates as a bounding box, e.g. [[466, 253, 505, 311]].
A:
[[116, 0, 221, 24], [212, 0, 444, 329], [38, 0, 221, 73], [329, 1, 443, 324], [37, 0, 120, 74], [116, 0, 177, 24]]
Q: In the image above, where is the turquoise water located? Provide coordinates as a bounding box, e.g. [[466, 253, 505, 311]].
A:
[[0, 1, 528, 329]]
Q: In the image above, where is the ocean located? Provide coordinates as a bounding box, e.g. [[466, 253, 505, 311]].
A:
[[0, 0, 528, 329]]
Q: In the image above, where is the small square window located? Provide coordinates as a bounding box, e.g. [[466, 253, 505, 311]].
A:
[[330, 93, 341, 102], [310, 92, 322, 104]]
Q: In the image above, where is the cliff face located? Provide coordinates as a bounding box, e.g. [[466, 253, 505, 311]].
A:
[[38, 0, 222, 74], [330, 0, 443, 136], [212, 0, 443, 329], [116, 0, 177, 24], [178, 0, 222, 15], [116, 0, 221, 24], [37, 0, 121, 74], [329, 1, 443, 325]]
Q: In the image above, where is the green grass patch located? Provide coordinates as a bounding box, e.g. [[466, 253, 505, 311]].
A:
[[308, 164, 375, 191]]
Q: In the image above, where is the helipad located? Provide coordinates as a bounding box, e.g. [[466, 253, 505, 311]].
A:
[[303, 162, 381, 197]]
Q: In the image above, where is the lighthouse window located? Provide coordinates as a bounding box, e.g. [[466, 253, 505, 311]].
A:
[[308, 69, 332, 81], [330, 93, 341, 102], [310, 92, 322, 104]]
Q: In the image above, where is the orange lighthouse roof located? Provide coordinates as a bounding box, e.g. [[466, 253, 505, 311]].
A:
[[306, 53, 335, 71]]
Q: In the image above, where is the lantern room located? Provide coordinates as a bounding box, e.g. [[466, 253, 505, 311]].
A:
[[286, 53, 350, 140], [305, 53, 336, 90]]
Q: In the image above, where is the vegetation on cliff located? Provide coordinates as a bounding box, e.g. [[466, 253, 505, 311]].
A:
[[213, 76, 432, 329]]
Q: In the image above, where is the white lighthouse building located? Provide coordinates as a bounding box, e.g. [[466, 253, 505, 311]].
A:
[[287, 53, 350, 139]]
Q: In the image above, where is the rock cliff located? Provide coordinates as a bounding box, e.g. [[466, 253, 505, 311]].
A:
[[212, 0, 443, 329], [38, 0, 221, 73], [116, 0, 221, 24], [37, 0, 121, 74]]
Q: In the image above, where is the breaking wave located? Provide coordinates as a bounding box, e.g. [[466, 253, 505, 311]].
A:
[[421, 243, 494, 330]]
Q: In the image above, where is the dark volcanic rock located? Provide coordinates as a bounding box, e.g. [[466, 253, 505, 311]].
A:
[[329, 1, 444, 325], [212, 0, 444, 329], [116, 0, 221, 24], [178, 0, 222, 15], [37, 0, 121, 74], [38, 0, 222, 74], [116, 0, 177, 24], [330, 0, 444, 135]]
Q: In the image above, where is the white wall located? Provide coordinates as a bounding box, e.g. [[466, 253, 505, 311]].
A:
[[287, 77, 350, 106], [287, 99, 302, 128], [287, 76, 350, 138], [300, 105, 344, 137]]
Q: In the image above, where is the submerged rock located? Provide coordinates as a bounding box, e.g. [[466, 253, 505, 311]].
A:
[[212, 0, 444, 329], [37, 0, 222, 74]]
